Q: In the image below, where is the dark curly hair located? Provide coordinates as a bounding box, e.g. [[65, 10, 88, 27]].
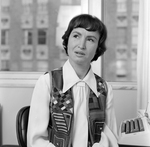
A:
[[62, 14, 107, 62]]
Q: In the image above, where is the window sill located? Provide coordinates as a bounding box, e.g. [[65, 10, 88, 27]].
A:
[[109, 82, 137, 90], [0, 72, 137, 90], [0, 72, 44, 88]]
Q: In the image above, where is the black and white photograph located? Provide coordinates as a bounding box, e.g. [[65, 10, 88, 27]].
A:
[[0, 0, 150, 147]]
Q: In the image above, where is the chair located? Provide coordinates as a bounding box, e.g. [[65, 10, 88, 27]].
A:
[[16, 106, 30, 147]]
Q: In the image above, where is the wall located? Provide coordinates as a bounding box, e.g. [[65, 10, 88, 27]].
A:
[[113, 89, 137, 133], [0, 104, 2, 145], [0, 87, 33, 145], [0, 81, 137, 145]]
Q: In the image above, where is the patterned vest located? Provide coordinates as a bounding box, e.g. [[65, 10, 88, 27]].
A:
[[47, 68, 108, 147]]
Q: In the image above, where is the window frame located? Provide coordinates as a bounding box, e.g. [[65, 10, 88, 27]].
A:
[[0, 71, 137, 90], [0, 0, 137, 90]]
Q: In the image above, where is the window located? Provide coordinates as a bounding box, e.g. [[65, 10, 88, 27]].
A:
[[1, 30, 9, 45], [0, 0, 85, 72], [0, 0, 139, 85], [23, 30, 33, 45], [38, 29, 47, 45], [102, 0, 139, 82]]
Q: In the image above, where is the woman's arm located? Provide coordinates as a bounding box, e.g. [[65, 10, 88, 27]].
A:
[[105, 83, 118, 139], [27, 73, 55, 147], [93, 83, 118, 147], [104, 83, 118, 147]]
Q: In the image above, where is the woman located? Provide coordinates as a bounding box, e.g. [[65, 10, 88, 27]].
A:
[[27, 14, 118, 147]]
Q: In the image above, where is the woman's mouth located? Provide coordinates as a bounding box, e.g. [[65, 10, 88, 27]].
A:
[[75, 51, 85, 56]]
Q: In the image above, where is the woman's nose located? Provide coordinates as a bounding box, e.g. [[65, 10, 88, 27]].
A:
[[78, 38, 86, 49]]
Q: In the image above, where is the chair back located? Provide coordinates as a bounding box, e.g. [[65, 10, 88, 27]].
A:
[[16, 106, 30, 147]]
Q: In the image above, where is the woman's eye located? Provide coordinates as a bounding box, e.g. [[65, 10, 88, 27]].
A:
[[88, 38, 94, 42], [73, 34, 79, 38]]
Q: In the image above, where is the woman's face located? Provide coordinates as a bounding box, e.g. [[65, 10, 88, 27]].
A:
[[67, 27, 100, 68]]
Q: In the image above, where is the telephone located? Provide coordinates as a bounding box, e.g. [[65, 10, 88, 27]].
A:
[[118, 110, 150, 147]]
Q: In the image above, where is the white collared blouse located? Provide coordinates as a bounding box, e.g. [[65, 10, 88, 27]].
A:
[[27, 60, 119, 147]]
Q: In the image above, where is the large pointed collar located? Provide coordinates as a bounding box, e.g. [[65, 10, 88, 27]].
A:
[[62, 60, 98, 97]]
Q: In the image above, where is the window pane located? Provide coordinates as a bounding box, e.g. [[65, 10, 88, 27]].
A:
[[38, 29, 47, 45], [1, 30, 6, 45], [0, 0, 85, 71], [103, 0, 139, 82]]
